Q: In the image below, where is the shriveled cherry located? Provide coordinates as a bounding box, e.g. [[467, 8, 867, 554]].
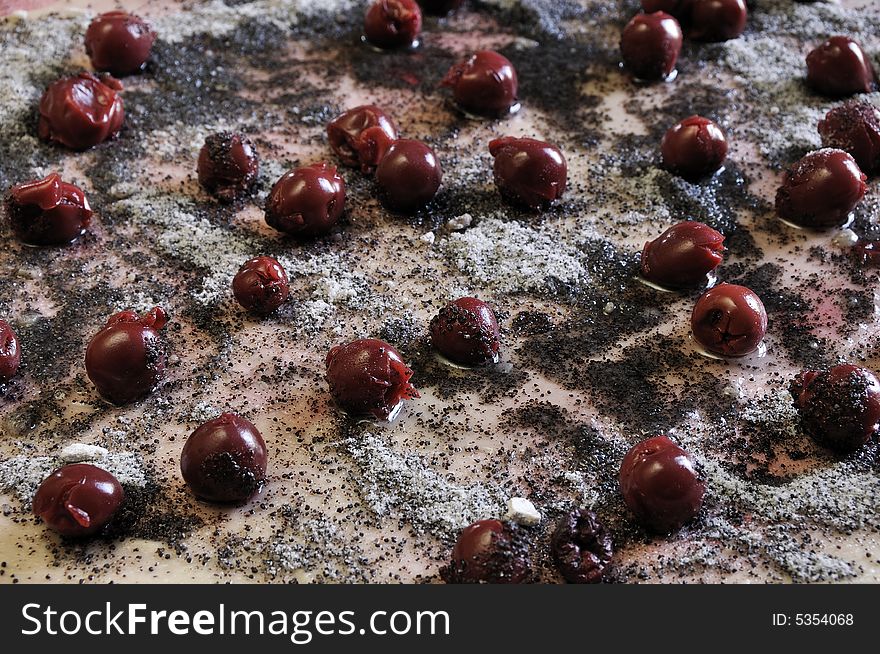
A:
[[327, 105, 399, 173], [550, 509, 613, 584], [265, 163, 346, 238], [325, 338, 419, 420], [181, 413, 268, 503], [489, 137, 567, 211], [806, 36, 877, 98], [85, 11, 156, 76], [640, 221, 725, 288], [790, 364, 880, 452], [691, 283, 767, 357], [364, 0, 422, 50], [0, 320, 21, 382], [441, 50, 519, 118], [688, 0, 747, 42], [418, 0, 463, 15], [620, 12, 683, 82], [818, 101, 880, 176], [232, 256, 289, 316], [775, 149, 867, 228], [441, 519, 532, 584], [32, 464, 124, 537], [620, 436, 704, 533], [661, 115, 728, 181], [375, 139, 442, 213], [197, 132, 260, 202], [38, 72, 124, 150], [5, 173, 92, 246], [85, 307, 168, 405], [429, 297, 501, 366]]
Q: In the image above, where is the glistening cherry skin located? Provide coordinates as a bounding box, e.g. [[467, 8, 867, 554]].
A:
[[180, 413, 268, 503], [85, 11, 156, 76], [85, 307, 168, 405], [0, 320, 21, 382], [325, 338, 420, 420], [661, 115, 728, 181], [441, 519, 532, 584], [688, 0, 748, 43], [620, 12, 683, 81], [32, 464, 124, 537], [640, 221, 725, 288], [619, 436, 705, 533], [806, 36, 877, 98], [265, 163, 346, 238], [232, 256, 290, 316], [364, 0, 422, 49], [429, 297, 501, 366], [775, 149, 867, 228], [488, 137, 567, 211], [197, 132, 260, 202], [441, 50, 519, 117], [38, 72, 124, 150], [327, 105, 398, 173], [5, 173, 92, 246], [375, 139, 442, 213], [790, 364, 880, 452], [691, 283, 767, 357], [818, 101, 880, 176]]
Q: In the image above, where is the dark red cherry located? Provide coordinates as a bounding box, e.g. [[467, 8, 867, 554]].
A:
[[489, 137, 567, 211], [441, 50, 519, 117], [375, 139, 442, 213], [688, 0, 747, 42], [550, 509, 613, 584], [197, 132, 260, 202], [661, 115, 728, 181], [818, 101, 880, 176], [691, 283, 767, 357], [429, 297, 501, 366], [807, 37, 877, 98], [85, 307, 168, 405], [180, 413, 268, 503], [327, 105, 399, 173], [232, 256, 289, 316], [619, 436, 704, 533], [790, 364, 880, 452], [32, 464, 124, 537], [5, 173, 92, 246], [775, 149, 867, 228], [0, 320, 21, 382], [38, 72, 124, 150], [640, 221, 725, 288], [442, 519, 532, 584], [620, 12, 683, 82], [418, 0, 463, 15], [265, 163, 346, 238], [364, 0, 422, 49], [325, 338, 419, 420], [84, 11, 156, 76]]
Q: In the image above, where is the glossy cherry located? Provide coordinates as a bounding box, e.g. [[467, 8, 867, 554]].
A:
[[806, 37, 877, 98], [181, 413, 268, 503], [265, 163, 346, 238], [790, 364, 880, 452], [364, 0, 422, 50], [688, 0, 747, 42], [489, 137, 567, 211], [232, 256, 289, 316], [418, 0, 463, 15], [818, 101, 880, 176], [429, 297, 501, 366], [550, 509, 613, 584], [661, 115, 728, 181], [375, 139, 442, 213], [85, 11, 156, 76], [441, 50, 519, 117], [85, 307, 168, 405], [5, 173, 92, 246], [327, 105, 399, 173], [0, 320, 21, 382], [325, 338, 420, 420], [691, 283, 767, 357], [442, 519, 532, 584], [775, 149, 867, 228], [619, 436, 704, 533], [620, 12, 683, 82], [32, 464, 124, 537], [197, 132, 260, 202], [38, 72, 124, 150], [641, 221, 725, 288]]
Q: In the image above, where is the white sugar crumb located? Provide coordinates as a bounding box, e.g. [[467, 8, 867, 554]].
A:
[[59, 443, 109, 463], [445, 213, 473, 231], [442, 217, 588, 294], [505, 497, 542, 526], [346, 432, 504, 536], [420, 231, 436, 245]]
